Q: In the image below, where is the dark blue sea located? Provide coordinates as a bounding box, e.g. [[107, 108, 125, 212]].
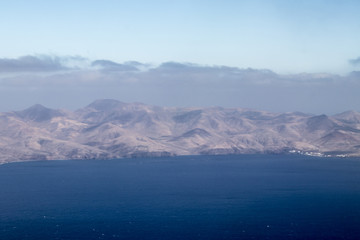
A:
[[1, 154, 360, 240]]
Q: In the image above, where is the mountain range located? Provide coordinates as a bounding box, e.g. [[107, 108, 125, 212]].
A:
[[1, 99, 360, 163]]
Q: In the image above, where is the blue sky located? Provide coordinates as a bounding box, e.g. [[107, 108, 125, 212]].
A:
[[1, 0, 360, 74], [0, 0, 360, 113]]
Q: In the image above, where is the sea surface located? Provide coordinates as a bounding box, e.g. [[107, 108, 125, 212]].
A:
[[1, 154, 360, 239]]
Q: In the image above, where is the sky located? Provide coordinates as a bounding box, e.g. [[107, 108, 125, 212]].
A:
[[0, 0, 360, 114]]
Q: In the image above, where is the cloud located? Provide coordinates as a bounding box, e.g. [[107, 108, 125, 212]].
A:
[[0, 56, 358, 114], [124, 61, 150, 67], [0, 57, 341, 87], [0, 55, 143, 74], [349, 57, 360, 66], [0, 55, 69, 72], [158, 62, 192, 69], [91, 60, 139, 72], [149, 62, 286, 86]]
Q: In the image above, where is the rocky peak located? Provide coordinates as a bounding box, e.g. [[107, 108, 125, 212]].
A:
[[16, 104, 63, 122]]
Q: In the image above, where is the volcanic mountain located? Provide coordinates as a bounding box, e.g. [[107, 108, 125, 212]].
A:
[[1, 99, 359, 163]]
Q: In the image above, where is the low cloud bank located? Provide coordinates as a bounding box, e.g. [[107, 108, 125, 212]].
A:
[[0, 55, 359, 114], [349, 56, 360, 66], [0, 55, 68, 72]]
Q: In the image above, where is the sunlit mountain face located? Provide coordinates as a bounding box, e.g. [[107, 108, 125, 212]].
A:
[[1, 99, 360, 164]]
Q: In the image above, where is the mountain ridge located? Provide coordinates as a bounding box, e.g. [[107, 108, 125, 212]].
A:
[[1, 99, 359, 163]]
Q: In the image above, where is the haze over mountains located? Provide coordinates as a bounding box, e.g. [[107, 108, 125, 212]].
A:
[[1, 99, 360, 163], [1, 56, 360, 114]]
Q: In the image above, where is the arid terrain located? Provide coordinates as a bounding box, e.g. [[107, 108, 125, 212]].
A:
[[1, 99, 360, 163]]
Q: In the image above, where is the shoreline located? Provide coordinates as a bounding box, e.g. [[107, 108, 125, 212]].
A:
[[2, 151, 360, 166]]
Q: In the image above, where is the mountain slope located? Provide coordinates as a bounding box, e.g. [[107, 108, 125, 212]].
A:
[[1, 99, 359, 163]]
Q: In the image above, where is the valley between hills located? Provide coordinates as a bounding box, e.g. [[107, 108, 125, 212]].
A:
[[1, 99, 360, 164]]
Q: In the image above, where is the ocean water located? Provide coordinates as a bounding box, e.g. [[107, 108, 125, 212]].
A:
[[1, 154, 360, 239]]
